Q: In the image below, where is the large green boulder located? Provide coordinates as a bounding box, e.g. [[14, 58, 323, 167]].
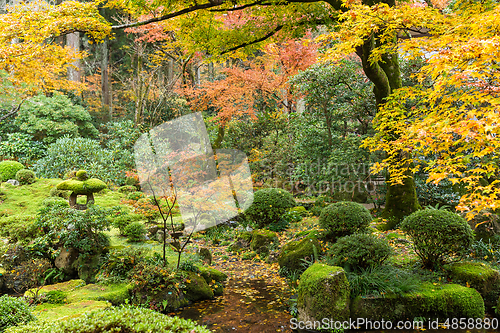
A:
[[351, 283, 485, 320], [278, 235, 321, 274], [297, 264, 350, 323], [199, 267, 227, 296], [445, 262, 500, 309]]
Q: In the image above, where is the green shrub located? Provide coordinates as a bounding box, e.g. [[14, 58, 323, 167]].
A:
[[124, 222, 146, 243], [0, 161, 24, 182], [328, 233, 392, 271], [0, 295, 35, 331], [33, 204, 111, 259], [13, 93, 99, 144], [15, 169, 35, 185], [319, 201, 372, 241], [5, 306, 210, 333], [401, 209, 474, 268], [113, 214, 134, 235], [99, 120, 141, 179], [245, 188, 296, 227], [127, 191, 144, 201], [33, 137, 123, 184], [97, 248, 145, 283], [0, 133, 46, 165]]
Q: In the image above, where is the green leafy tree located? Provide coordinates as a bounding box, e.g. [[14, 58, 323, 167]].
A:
[[14, 93, 99, 144]]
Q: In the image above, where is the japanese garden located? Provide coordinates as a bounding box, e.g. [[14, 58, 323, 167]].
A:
[[0, 0, 500, 331]]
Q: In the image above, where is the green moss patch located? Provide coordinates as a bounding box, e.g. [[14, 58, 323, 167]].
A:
[[56, 178, 107, 195], [31, 300, 111, 322], [445, 262, 500, 308], [351, 282, 485, 321]]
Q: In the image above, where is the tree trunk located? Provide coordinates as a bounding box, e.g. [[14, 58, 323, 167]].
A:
[[66, 32, 81, 82], [352, 17, 420, 226], [101, 37, 112, 120]]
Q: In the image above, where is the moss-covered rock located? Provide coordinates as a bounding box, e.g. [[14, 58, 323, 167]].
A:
[[199, 267, 227, 283], [182, 271, 214, 301], [278, 236, 321, 274], [56, 171, 107, 209], [351, 283, 485, 320], [199, 267, 227, 297], [445, 262, 500, 309], [250, 230, 278, 253], [297, 264, 350, 323]]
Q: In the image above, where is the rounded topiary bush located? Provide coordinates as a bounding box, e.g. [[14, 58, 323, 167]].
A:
[[127, 191, 145, 201], [0, 295, 35, 332], [245, 188, 296, 227], [124, 222, 146, 242], [400, 209, 474, 268], [15, 169, 35, 185], [328, 233, 392, 271], [319, 201, 372, 241], [0, 161, 24, 182], [5, 306, 210, 333]]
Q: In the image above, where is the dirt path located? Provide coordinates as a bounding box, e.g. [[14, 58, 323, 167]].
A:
[[172, 241, 294, 332]]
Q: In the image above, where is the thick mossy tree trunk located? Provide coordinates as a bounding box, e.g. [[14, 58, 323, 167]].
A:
[[324, 0, 421, 225]]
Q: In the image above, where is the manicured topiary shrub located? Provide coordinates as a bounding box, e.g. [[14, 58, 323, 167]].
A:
[[245, 188, 295, 227], [319, 201, 372, 241], [0, 161, 24, 182], [5, 306, 211, 333], [124, 222, 146, 242], [328, 233, 392, 271], [15, 169, 35, 185], [401, 209, 474, 269], [127, 191, 144, 201], [118, 185, 137, 193], [0, 295, 35, 332]]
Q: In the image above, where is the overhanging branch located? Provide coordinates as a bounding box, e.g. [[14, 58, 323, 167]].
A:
[[111, 2, 225, 30], [220, 24, 284, 54], [0, 99, 25, 123]]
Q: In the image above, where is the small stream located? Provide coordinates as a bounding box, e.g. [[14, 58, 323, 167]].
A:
[[173, 278, 293, 332]]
